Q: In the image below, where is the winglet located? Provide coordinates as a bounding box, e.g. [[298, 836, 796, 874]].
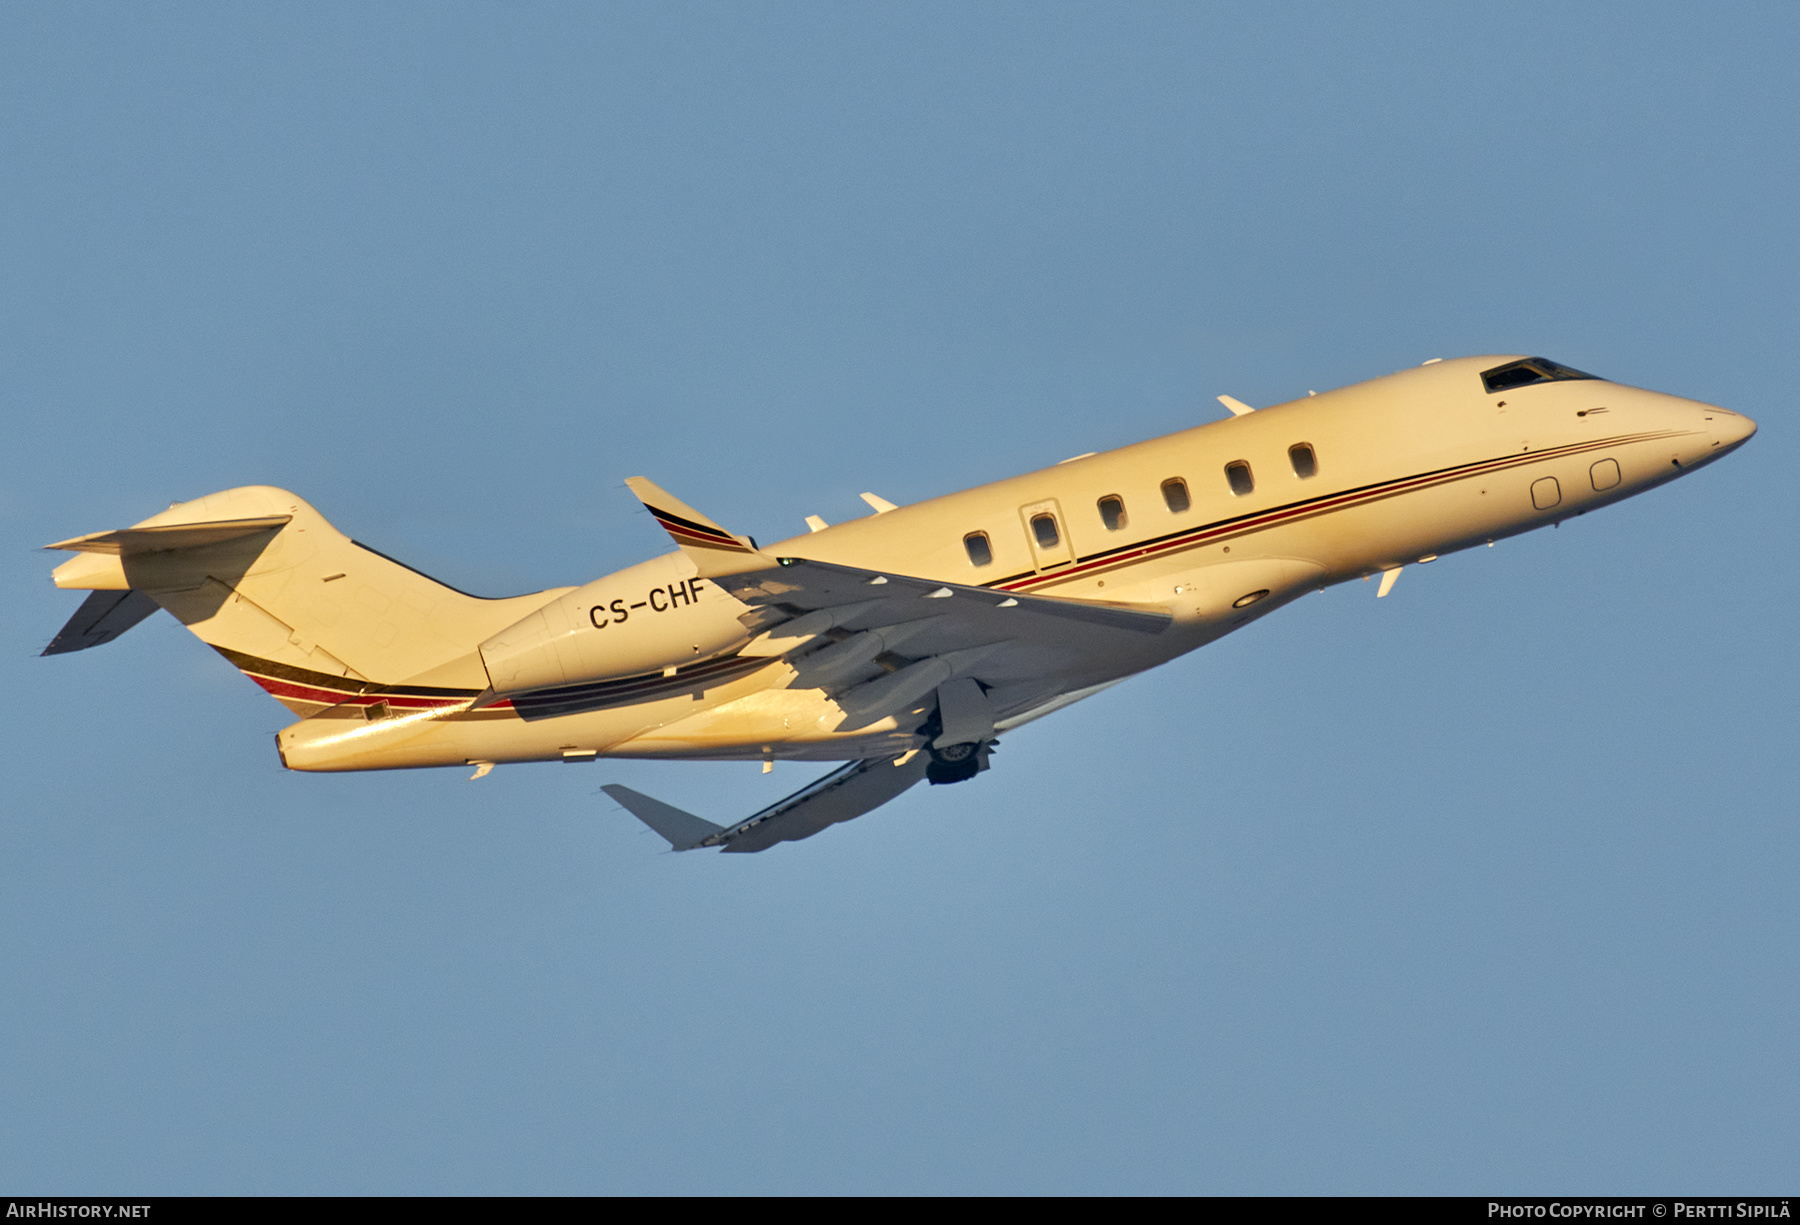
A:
[[602, 784, 726, 851], [623, 477, 777, 577]]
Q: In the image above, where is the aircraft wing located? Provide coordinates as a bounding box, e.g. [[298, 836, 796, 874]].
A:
[[625, 476, 1171, 731], [626, 474, 1167, 631], [717, 554, 1169, 633], [603, 752, 931, 853]]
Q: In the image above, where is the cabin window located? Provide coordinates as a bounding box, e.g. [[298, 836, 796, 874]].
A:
[[1225, 461, 1255, 496], [963, 532, 993, 567], [1160, 478, 1190, 514], [1030, 513, 1061, 549], [1480, 357, 1599, 394], [1289, 443, 1318, 479], [1098, 495, 1128, 531]]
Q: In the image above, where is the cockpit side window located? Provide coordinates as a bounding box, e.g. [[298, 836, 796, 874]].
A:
[[1480, 357, 1600, 394]]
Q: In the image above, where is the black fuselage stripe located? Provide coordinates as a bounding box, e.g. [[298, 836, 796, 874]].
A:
[[215, 643, 764, 706], [222, 431, 1679, 707], [990, 431, 1678, 590]]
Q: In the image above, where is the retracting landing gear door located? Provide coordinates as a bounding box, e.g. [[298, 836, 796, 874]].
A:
[[1018, 498, 1074, 571]]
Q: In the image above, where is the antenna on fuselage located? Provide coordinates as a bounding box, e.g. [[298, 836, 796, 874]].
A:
[[1217, 395, 1255, 416]]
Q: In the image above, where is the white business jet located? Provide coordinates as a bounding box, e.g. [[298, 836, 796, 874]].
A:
[[43, 356, 1754, 852]]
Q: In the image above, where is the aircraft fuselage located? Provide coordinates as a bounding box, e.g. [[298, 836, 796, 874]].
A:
[[46, 354, 1755, 790], [261, 354, 1753, 772]]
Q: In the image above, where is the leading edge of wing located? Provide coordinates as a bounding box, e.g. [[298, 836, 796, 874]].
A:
[[728, 556, 1173, 636]]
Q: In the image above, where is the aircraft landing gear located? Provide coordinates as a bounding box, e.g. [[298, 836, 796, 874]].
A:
[[926, 739, 987, 786]]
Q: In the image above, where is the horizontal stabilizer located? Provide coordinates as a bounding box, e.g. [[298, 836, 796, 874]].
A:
[[41, 589, 161, 655], [601, 784, 726, 851], [46, 515, 292, 555]]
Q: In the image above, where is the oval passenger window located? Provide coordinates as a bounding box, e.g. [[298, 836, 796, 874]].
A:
[[1289, 444, 1317, 479], [964, 532, 993, 567], [1098, 495, 1127, 531], [1031, 514, 1060, 549], [1161, 479, 1190, 514], [1225, 461, 1255, 496]]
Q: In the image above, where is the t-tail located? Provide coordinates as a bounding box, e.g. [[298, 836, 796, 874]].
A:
[[43, 485, 569, 718]]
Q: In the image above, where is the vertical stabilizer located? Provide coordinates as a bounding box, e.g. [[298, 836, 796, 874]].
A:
[[45, 486, 572, 715]]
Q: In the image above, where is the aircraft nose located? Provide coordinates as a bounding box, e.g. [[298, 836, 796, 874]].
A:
[[1711, 407, 1757, 452]]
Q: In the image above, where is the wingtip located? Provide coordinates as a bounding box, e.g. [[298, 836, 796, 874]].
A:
[[602, 783, 726, 851]]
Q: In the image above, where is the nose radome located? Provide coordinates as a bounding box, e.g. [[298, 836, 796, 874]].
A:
[[1714, 409, 1757, 449]]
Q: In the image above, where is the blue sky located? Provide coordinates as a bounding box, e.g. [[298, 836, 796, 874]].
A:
[[2, 2, 1795, 1193]]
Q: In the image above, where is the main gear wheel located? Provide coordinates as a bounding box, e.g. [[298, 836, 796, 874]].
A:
[[926, 740, 985, 786]]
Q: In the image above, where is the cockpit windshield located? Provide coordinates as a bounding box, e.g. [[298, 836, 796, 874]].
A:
[[1480, 357, 1600, 394]]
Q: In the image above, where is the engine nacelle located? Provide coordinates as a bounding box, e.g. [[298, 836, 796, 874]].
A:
[[479, 552, 753, 695]]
